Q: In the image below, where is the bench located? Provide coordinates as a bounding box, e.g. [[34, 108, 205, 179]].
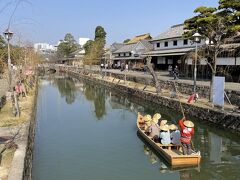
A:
[[155, 142, 181, 150]]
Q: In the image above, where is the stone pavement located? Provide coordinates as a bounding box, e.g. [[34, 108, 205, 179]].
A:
[[103, 69, 240, 91]]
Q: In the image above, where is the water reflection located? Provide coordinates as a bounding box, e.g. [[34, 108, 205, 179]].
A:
[[54, 77, 77, 104], [84, 84, 106, 119], [37, 75, 240, 180], [141, 142, 200, 175]]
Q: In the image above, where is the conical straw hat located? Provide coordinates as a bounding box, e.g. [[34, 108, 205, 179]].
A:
[[143, 115, 151, 122], [146, 121, 151, 126], [169, 124, 178, 130], [183, 120, 194, 128], [160, 125, 168, 131], [153, 113, 161, 120], [160, 120, 167, 126], [152, 117, 159, 124]]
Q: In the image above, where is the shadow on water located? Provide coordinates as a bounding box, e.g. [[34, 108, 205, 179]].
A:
[[37, 75, 240, 180]]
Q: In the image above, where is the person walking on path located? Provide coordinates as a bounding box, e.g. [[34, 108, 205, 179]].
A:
[[168, 65, 173, 76], [125, 63, 128, 71], [178, 117, 195, 155], [173, 66, 179, 80]]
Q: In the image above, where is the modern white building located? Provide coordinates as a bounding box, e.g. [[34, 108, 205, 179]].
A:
[[79, 38, 90, 48], [34, 43, 57, 54]]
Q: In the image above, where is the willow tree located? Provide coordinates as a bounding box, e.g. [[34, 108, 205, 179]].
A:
[[184, 5, 239, 102]]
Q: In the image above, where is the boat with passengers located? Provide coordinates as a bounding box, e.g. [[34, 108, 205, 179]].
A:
[[137, 112, 201, 167]]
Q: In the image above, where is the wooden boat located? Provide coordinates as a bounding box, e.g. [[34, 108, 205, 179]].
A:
[[137, 112, 201, 167]]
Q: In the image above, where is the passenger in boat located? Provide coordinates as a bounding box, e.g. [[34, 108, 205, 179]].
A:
[[169, 124, 181, 145], [145, 121, 152, 134], [146, 117, 160, 142], [179, 118, 195, 155], [159, 125, 171, 145], [143, 115, 152, 134], [153, 113, 161, 121], [159, 119, 167, 126], [138, 113, 144, 124]]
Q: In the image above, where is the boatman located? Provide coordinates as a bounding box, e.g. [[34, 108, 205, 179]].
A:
[[178, 117, 195, 155]]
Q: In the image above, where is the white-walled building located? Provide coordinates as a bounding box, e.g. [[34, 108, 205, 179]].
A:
[[144, 24, 205, 70]]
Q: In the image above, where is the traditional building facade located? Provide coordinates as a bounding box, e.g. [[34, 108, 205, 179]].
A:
[[112, 40, 153, 69], [143, 24, 205, 71], [112, 34, 153, 69], [104, 43, 124, 67]]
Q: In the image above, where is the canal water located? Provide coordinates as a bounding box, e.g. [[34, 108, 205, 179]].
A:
[[32, 76, 240, 180]]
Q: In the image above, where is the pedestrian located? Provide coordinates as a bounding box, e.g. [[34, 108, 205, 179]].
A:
[[120, 63, 124, 71], [168, 65, 173, 76], [125, 63, 128, 71], [173, 66, 179, 80], [178, 117, 195, 155]]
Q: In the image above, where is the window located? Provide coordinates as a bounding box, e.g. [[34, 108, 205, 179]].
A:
[[157, 57, 166, 64], [184, 39, 188, 45], [173, 40, 177, 46], [156, 43, 160, 48], [164, 41, 168, 47]]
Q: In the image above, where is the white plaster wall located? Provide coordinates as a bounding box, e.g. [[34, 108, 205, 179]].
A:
[[216, 57, 235, 65], [236, 57, 240, 65], [153, 38, 205, 50]]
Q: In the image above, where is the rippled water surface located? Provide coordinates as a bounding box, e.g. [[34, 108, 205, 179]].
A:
[[32, 76, 240, 180]]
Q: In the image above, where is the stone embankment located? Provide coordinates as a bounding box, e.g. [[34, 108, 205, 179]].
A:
[[105, 72, 240, 107], [51, 65, 240, 107], [57, 65, 240, 134]]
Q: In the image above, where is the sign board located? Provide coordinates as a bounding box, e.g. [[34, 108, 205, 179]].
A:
[[213, 76, 225, 107]]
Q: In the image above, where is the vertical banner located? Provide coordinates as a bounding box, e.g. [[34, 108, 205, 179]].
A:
[[213, 76, 225, 107]]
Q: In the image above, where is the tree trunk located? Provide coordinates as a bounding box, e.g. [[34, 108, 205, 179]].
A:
[[146, 57, 161, 95]]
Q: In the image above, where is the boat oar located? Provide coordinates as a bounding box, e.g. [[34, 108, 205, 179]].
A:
[[172, 81, 197, 153], [172, 80, 185, 118]]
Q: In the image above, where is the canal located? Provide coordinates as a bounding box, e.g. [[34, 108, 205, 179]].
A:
[[32, 76, 240, 180]]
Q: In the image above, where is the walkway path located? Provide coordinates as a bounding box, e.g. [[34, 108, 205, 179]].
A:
[[103, 69, 240, 91]]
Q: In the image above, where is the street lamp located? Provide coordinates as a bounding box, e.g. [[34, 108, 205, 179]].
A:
[[192, 32, 201, 94], [3, 28, 14, 90]]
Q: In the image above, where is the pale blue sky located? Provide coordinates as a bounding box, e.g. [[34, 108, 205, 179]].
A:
[[0, 0, 219, 45]]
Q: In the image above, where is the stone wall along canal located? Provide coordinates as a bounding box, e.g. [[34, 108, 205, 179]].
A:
[[32, 76, 240, 180]]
